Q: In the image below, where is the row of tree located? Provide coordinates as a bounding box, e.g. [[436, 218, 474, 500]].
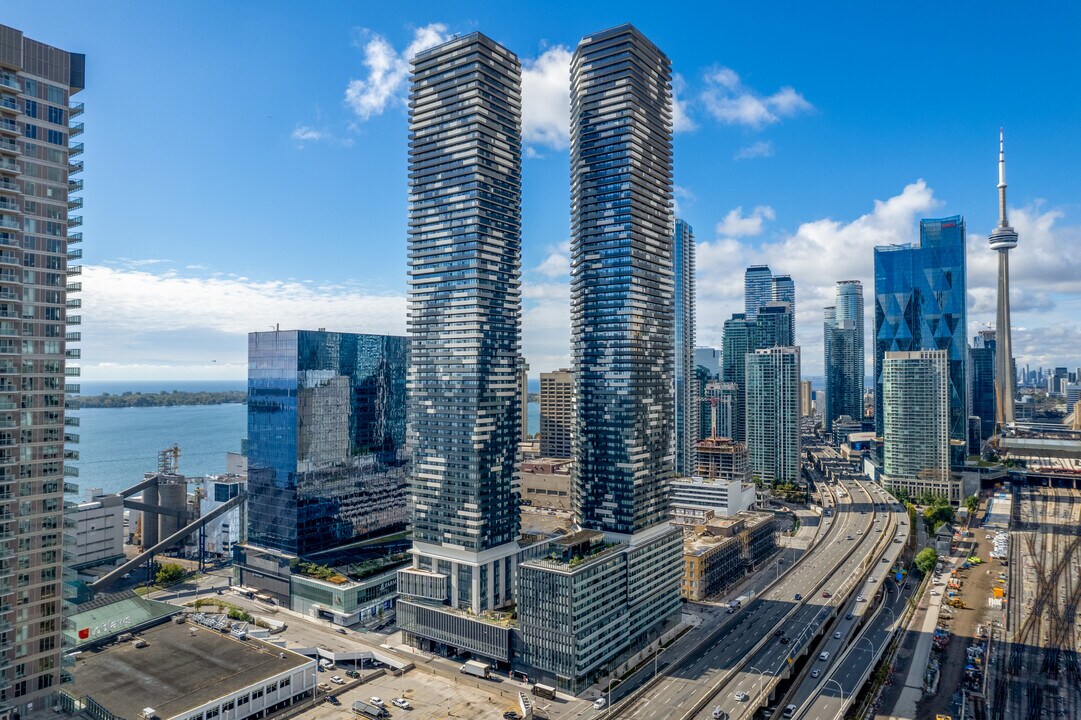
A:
[[75, 390, 246, 408]]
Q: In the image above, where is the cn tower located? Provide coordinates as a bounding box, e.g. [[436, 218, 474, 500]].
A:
[[989, 130, 1018, 430]]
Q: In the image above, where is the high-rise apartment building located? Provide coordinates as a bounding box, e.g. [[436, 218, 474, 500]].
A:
[[744, 265, 773, 320], [722, 301, 793, 443], [771, 274, 796, 339], [970, 330, 996, 441], [874, 216, 968, 445], [518, 24, 682, 693], [745, 347, 802, 484], [244, 330, 408, 557], [517, 355, 529, 441], [0, 25, 84, 709], [540, 369, 573, 459], [673, 219, 697, 476], [824, 280, 864, 432], [396, 34, 538, 662], [882, 350, 953, 500], [800, 380, 814, 418]]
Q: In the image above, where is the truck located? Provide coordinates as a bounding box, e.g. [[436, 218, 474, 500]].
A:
[[352, 700, 390, 719], [460, 659, 491, 678], [728, 595, 750, 609]]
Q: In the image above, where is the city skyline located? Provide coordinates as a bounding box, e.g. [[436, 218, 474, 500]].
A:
[[2, 2, 1079, 382]]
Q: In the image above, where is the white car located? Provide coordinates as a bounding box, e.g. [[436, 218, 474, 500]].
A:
[[856, 595, 866, 602], [868, 578, 877, 583], [392, 698, 411, 709], [593, 698, 606, 710], [931, 590, 941, 596], [734, 691, 749, 701], [811, 669, 821, 678], [330, 675, 345, 684], [833, 631, 842, 639], [370, 697, 385, 707]]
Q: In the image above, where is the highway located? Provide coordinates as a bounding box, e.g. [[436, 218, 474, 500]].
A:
[[787, 485, 912, 720], [611, 475, 882, 720]]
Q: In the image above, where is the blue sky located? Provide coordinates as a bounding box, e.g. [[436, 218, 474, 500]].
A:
[[6, 1, 1081, 381]]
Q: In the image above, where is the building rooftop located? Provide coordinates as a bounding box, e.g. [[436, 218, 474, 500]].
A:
[[66, 618, 312, 720]]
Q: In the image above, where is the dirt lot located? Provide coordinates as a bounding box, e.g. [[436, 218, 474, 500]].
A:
[[915, 500, 1002, 719]]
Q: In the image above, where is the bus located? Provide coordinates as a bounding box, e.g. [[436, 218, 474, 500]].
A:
[[532, 683, 556, 700]]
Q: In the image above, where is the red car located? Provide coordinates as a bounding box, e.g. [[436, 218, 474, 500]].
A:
[[821, 592, 832, 598]]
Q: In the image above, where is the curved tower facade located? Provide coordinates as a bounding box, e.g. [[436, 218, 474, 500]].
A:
[[988, 130, 1018, 430]]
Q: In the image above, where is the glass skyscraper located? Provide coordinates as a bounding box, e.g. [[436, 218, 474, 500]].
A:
[[824, 280, 864, 431], [771, 274, 796, 339], [744, 265, 773, 320], [570, 24, 674, 536], [874, 216, 968, 444], [673, 219, 697, 476], [0, 25, 84, 707], [246, 330, 409, 557], [970, 330, 996, 441], [722, 302, 793, 443], [746, 347, 802, 484]]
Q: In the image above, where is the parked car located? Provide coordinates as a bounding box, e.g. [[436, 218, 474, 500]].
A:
[[324, 696, 340, 706], [856, 595, 866, 602], [593, 698, 607, 709], [370, 697, 385, 707], [392, 698, 412, 709], [331, 676, 345, 685], [346, 669, 360, 678]]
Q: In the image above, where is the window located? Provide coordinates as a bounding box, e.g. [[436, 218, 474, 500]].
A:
[[24, 100, 37, 119], [47, 106, 65, 126], [23, 124, 37, 140]]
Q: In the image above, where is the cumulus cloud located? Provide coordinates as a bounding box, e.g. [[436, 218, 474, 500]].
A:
[[699, 66, 813, 128], [78, 265, 405, 381], [522, 46, 572, 151], [291, 124, 354, 148], [672, 73, 697, 133], [535, 240, 571, 278], [716, 205, 776, 237], [344, 23, 450, 121], [735, 141, 774, 160]]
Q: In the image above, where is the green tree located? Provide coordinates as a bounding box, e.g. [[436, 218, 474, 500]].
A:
[[964, 495, 980, 514], [915, 547, 938, 575], [155, 562, 187, 586]]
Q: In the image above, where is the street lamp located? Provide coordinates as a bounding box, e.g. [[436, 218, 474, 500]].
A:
[[749, 665, 775, 708], [824, 678, 845, 719], [653, 643, 667, 679]]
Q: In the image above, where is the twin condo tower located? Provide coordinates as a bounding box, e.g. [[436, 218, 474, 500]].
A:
[[395, 26, 684, 692]]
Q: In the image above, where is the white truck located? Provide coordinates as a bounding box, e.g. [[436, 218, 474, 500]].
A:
[[460, 659, 491, 678], [728, 595, 750, 609]]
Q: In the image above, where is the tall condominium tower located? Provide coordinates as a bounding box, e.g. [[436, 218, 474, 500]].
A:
[[570, 24, 675, 535], [0, 25, 84, 709], [397, 34, 532, 660], [518, 24, 682, 693], [744, 265, 773, 320], [540, 368, 573, 459], [988, 130, 1018, 431], [800, 380, 814, 418], [882, 350, 952, 500], [746, 347, 802, 484], [771, 274, 796, 338], [823, 280, 864, 432], [673, 219, 698, 476], [722, 314, 754, 442], [874, 216, 968, 445], [694, 346, 721, 379]]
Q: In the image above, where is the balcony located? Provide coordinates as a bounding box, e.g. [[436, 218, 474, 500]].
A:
[[64, 465, 79, 478], [0, 97, 15, 111], [65, 383, 80, 394], [65, 449, 79, 462], [68, 160, 83, 175], [65, 416, 79, 427], [67, 231, 82, 244], [67, 215, 82, 229], [68, 142, 83, 157], [65, 366, 80, 376], [0, 181, 16, 196], [0, 270, 18, 283], [0, 119, 16, 135], [0, 138, 17, 155], [64, 482, 78, 495], [70, 102, 84, 118], [0, 217, 18, 230], [69, 122, 83, 137], [65, 432, 79, 443], [0, 159, 18, 174], [65, 334, 80, 346], [0, 76, 17, 91], [66, 266, 81, 277], [0, 253, 16, 268], [68, 178, 82, 193], [67, 315, 81, 326], [66, 348, 80, 359], [66, 298, 81, 309], [68, 197, 82, 211], [0, 200, 18, 214], [67, 282, 81, 292]]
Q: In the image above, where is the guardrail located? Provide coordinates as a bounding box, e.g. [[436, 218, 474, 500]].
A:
[[606, 488, 847, 719], [674, 480, 882, 720]]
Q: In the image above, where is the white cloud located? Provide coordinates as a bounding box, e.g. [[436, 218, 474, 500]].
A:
[[535, 240, 571, 278], [522, 46, 572, 151], [735, 141, 774, 160], [290, 124, 354, 148], [344, 23, 450, 121], [700, 66, 813, 128], [674, 185, 696, 216], [716, 205, 776, 237], [78, 265, 405, 382], [672, 74, 697, 133]]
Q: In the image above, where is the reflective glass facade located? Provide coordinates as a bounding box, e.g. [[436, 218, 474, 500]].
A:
[[246, 330, 408, 557], [824, 280, 864, 431], [874, 216, 968, 443], [771, 274, 796, 339], [673, 219, 697, 476], [744, 265, 772, 321], [746, 347, 801, 484], [971, 331, 996, 440], [570, 24, 674, 535], [406, 33, 523, 555]]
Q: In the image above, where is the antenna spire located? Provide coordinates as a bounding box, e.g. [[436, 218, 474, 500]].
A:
[[998, 128, 1008, 227]]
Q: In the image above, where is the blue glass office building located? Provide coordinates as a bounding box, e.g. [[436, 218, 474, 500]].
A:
[[246, 330, 408, 557], [674, 219, 697, 476], [874, 216, 968, 443]]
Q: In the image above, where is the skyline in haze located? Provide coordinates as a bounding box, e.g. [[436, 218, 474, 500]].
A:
[[5, 1, 1080, 381]]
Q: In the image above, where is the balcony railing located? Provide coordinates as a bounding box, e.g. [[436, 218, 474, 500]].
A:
[[67, 315, 81, 326], [67, 248, 82, 260], [69, 122, 83, 137], [66, 298, 81, 309], [0, 200, 19, 213], [0, 179, 17, 193], [66, 282, 81, 293], [68, 179, 82, 193], [0, 160, 19, 173], [0, 76, 18, 91], [68, 197, 82, 211], [67, 231, 82, 244], [67, 215, 82, 228], [0, 217, 18, 230], [0, 98, 15, 111], [66, 332, 80, 342], [70, 102, 84, 117], [0, 138, 17, 154], [68, 142, 83, 157], [64, 465, 79, 478], [68, 160, 83, 175], [65, 349, 80, 359], [66, 266, 81, 276], [0, 119, 16, 134]]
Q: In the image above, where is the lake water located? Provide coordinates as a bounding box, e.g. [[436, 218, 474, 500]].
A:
[[70, 392, 540, 497]]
